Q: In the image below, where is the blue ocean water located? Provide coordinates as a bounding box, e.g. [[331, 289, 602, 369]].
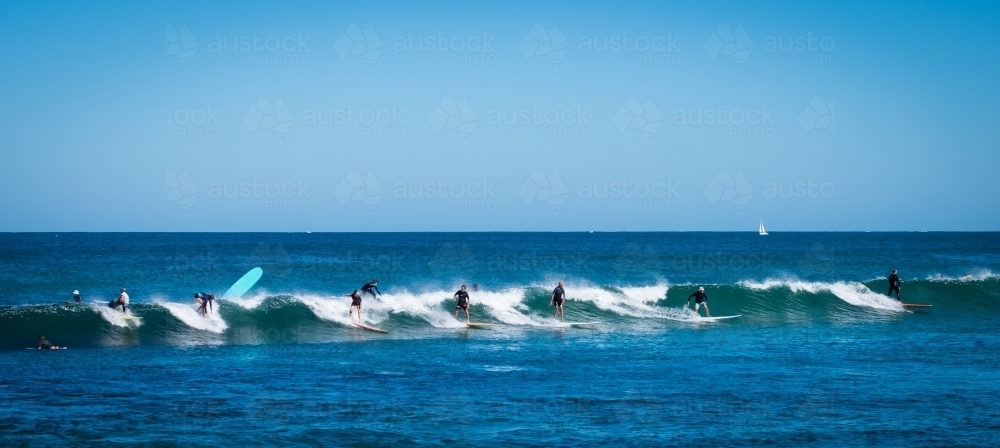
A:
[[2, 232, 1000, 445]]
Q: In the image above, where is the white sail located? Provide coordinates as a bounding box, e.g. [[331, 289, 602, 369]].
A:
[[759, 220, 768, 235]]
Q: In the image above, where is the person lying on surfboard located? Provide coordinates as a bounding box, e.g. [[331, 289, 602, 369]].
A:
[[348, 290, 363, 323], [454, 285, 471, 323], [687, 287, 711, 317], [887, 269, 901, 301], [361, 280, 381, 300], [551, 282, 566, 322], [38, 335, 59, 349]]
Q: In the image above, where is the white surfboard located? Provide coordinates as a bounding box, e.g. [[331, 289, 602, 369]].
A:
[[27, 347, 67, 350], [352, 322, 388, 333], [223, 267, 263, 300], [465, 322, 494, 328], [566, 321, 600, 326], [665, 314, 741, 322]]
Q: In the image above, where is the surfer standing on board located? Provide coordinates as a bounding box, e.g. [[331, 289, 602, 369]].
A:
[[887, 269, 902, 301], [348, 290, 363, 323], [454, 285, 471, 323], [551, 282, 566, 321], [687, 287, 711, 317], [361, 280, 381, 300], [195, 293, 214, 318]]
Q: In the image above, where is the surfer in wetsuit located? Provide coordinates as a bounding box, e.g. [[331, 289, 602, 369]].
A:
[[72, 290, 82, 303], [550, 282, 566, 321], [887, 269, 901, 300], [38, 335, 59, 349], [687, 287, 711, 317], [348, 290, 363, 323], [454, 285, 471, 323], [195, 293, 214, 318], [361, 280, 381, 300]]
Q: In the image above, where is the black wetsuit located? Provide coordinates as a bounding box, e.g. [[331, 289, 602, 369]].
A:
[[351, 292, 362, 307], [688, 291, 708, 304], [455, 290, 470, 309], [73, 294, 81, 303], [361, 282, 381, 299], [39, 339, 53, 349], [552, 286, 565, 306], [197, 292, 212, 314], [887, 273, 901, 299]]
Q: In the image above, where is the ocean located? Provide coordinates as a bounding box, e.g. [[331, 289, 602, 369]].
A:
[[1, 232, 999, 445]]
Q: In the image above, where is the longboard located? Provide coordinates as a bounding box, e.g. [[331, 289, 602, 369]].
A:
[[902, 303, 932, 308], [665, 314, 741, 322], [352, 322, 388, 333], [465, 322, 494, 328], [566, 321, 600, 326], [116, 312, 143, 320], [223, 267, 263, 300], [27, 347, 67, 350]]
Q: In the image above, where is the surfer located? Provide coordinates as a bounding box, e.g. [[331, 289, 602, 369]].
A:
[[550, 282, 566, 321], [454, 285, 471, 323], [687, 287, 711, 317], [887, 269, 901, 300], [195, 293, 214, 318], [348, 290, 363, 323], [72, 290, 81, 303], [361, 280, 381, 300], [110, 288, 129, 313], [38, 335, 59, 350]]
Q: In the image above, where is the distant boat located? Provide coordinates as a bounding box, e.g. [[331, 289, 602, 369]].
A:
[[759, 220, 768, 236]]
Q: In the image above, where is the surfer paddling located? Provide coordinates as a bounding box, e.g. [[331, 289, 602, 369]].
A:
[[687, 287, 711, 317], [38, 335, 59, 349], [551, 282, 566, 321], [348, 290, 363, 323], [454, 285, 471, 323], [887, 269, 902, 301]]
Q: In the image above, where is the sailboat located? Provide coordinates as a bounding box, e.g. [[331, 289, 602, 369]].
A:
[[758, 220, 768, 236]]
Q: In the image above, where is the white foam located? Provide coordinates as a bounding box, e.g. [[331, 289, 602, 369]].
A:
[[741, 279, 904, 312], [565, 283, 674, 319], [472, 288, 563, 327], [156, 300, 228, 333], [228, 291, 269, 309], [90, 302, 141, 328], [927, 269, 998, 282]]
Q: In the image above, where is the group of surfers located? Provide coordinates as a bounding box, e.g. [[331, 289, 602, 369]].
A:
[[39, 271, 908, 348]]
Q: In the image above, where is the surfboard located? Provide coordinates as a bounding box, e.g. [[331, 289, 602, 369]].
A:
[[902, 303, 932, 308], [116, 312, 143, 320], [222, 267, 263, 300], [27, 347, 67, 350], [566, 321, 600, 326], [352, 322, 388, 333], [664, 314, 741, 322], [465, 322, 494, 328]]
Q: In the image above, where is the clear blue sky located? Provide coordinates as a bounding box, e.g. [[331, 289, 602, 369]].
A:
[[1, 0, 997, 231]]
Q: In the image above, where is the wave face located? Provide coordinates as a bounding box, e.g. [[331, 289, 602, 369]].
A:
[[3, 278, 997, 350]]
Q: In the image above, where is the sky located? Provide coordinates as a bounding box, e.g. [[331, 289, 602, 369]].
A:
[[0, 0, 998, 232]]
